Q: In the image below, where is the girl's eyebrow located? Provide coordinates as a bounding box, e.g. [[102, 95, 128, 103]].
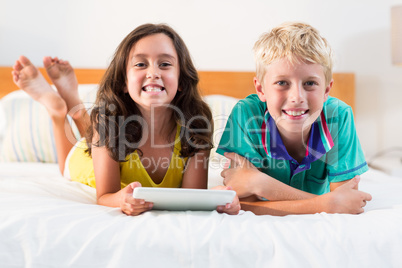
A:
[[131, 53, 177, 61]]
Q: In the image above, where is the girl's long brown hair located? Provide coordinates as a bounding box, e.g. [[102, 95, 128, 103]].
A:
[[85, 24, 213, 161]]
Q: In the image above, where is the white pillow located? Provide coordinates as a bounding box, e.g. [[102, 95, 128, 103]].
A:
[[0, 85, 98, 163], [203, 94, 238, 164]]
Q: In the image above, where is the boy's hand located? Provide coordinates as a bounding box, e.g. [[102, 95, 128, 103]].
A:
[[214, 186, 241, 215], [323, 176, 372, 214], [120, 182, 153, 216], [220, 152, 261, 198]]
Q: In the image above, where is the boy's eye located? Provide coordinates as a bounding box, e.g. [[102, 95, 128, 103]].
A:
[[305, 81, 317, 86], [276, 81, 287, 86]]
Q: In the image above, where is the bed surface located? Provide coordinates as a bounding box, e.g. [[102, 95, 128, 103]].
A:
[[0, 162, 401, 267]]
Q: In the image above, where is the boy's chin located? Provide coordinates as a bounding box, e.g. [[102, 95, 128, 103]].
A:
[[278, 123, 312, 135]]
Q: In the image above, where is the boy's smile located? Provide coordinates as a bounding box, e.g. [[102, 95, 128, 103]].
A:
[[254, 58, 332, 140]]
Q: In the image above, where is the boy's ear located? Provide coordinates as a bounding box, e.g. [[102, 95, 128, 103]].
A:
[[254, 77, 266, 102], [324, 79, 333, 101]]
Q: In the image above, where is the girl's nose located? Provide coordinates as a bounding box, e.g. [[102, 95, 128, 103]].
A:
[[146, 66, 161, 79]]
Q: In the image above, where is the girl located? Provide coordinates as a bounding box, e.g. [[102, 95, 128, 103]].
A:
[[12, 23, 239, 216]]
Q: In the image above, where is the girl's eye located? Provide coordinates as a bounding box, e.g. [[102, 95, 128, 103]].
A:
[[160, 62, 172, 68], [134, 63, 146, 68]]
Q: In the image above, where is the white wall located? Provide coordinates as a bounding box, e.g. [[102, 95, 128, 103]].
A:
[[1, 0, 402, 158]]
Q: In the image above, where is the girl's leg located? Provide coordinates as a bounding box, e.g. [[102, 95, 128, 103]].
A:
[[12, 55, 75, 174], [43, 57, 90, 137]]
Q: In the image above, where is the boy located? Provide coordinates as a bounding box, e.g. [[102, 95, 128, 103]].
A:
[[216, 22, 372, 216]]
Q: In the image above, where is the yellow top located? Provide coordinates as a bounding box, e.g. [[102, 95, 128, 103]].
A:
[[65, 125, 187, 188]]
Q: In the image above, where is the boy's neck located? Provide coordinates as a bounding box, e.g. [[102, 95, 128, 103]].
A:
[[277, 127, 311, 163]]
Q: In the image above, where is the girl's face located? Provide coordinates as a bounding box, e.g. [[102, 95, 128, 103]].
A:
[[125, 33, 180, 112], [254, 58, 332, 137]]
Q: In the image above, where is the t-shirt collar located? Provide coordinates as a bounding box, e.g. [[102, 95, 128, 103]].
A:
[[261, 109, 334, 169]]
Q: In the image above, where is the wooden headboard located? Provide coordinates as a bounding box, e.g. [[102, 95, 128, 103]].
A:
[[0, 67, 355, 111]]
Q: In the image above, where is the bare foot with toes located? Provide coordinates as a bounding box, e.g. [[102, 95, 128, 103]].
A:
[[43, 57, 84, 120], [12, 56, 67, 119]]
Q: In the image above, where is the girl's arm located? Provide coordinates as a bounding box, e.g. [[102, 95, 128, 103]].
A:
[[181, 149, 210, 189], [181, 150, 240, 215], [91, 133, 152, 216]]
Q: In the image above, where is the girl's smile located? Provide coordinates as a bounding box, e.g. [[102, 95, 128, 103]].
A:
[[142, 84, 165, 93]]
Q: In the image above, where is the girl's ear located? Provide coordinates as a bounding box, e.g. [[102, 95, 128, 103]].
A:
[[324, 79, 333, 102], [254, 77, 266, 102], [123, 86, 128, 93]]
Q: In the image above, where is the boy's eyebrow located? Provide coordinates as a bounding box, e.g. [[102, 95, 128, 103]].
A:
[[272, 75, 322, 80], [306, 75, 322, 80]]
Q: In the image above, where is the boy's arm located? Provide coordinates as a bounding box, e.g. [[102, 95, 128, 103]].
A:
[[239, 177, 368, 216], [330, 180, 358, 190], [222, 152, 372, 215], [221, 152, 316, 200], [240, 198, 323, 216]]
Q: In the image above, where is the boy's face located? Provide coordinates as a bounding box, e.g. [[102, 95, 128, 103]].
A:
[[254, 58, 332, 137]]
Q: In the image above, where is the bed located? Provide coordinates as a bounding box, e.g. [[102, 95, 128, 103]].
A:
[[1, 67, 401, 267]]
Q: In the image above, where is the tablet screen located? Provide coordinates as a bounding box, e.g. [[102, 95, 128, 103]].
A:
[[133, 187, 236, 211]]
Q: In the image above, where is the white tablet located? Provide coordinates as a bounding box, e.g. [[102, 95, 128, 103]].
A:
[[132, 187, 236, 211]]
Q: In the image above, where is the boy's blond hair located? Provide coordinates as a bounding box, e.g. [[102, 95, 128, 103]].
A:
[[253, 22, 333, 85]]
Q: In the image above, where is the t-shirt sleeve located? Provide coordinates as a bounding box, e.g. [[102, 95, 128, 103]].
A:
[[326, 106, 368, 183], [216, 98, 266, 168]]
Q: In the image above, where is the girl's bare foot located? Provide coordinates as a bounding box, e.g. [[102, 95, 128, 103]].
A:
[[43, 57, 84, 120], [12, 55, 67, 119]]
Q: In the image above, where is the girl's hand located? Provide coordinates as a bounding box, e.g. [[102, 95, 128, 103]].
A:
[[120, 182, 153, 216], [214, 186, 241, 215], [322, 176, 372, 214]]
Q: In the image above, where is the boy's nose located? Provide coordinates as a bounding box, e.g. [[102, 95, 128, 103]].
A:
[[289, 85, 305, 103]]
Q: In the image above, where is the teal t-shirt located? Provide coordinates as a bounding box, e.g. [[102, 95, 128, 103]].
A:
[[216, 94, 368, 195]]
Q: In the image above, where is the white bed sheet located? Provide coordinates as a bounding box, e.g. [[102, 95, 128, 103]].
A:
[[1, 162, 402, 267]]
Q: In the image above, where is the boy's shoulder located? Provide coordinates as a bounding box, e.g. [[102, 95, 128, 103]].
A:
[[324, 96, 351, 111], [234, 94, 266, 114], [323, 96, 355, 137]]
